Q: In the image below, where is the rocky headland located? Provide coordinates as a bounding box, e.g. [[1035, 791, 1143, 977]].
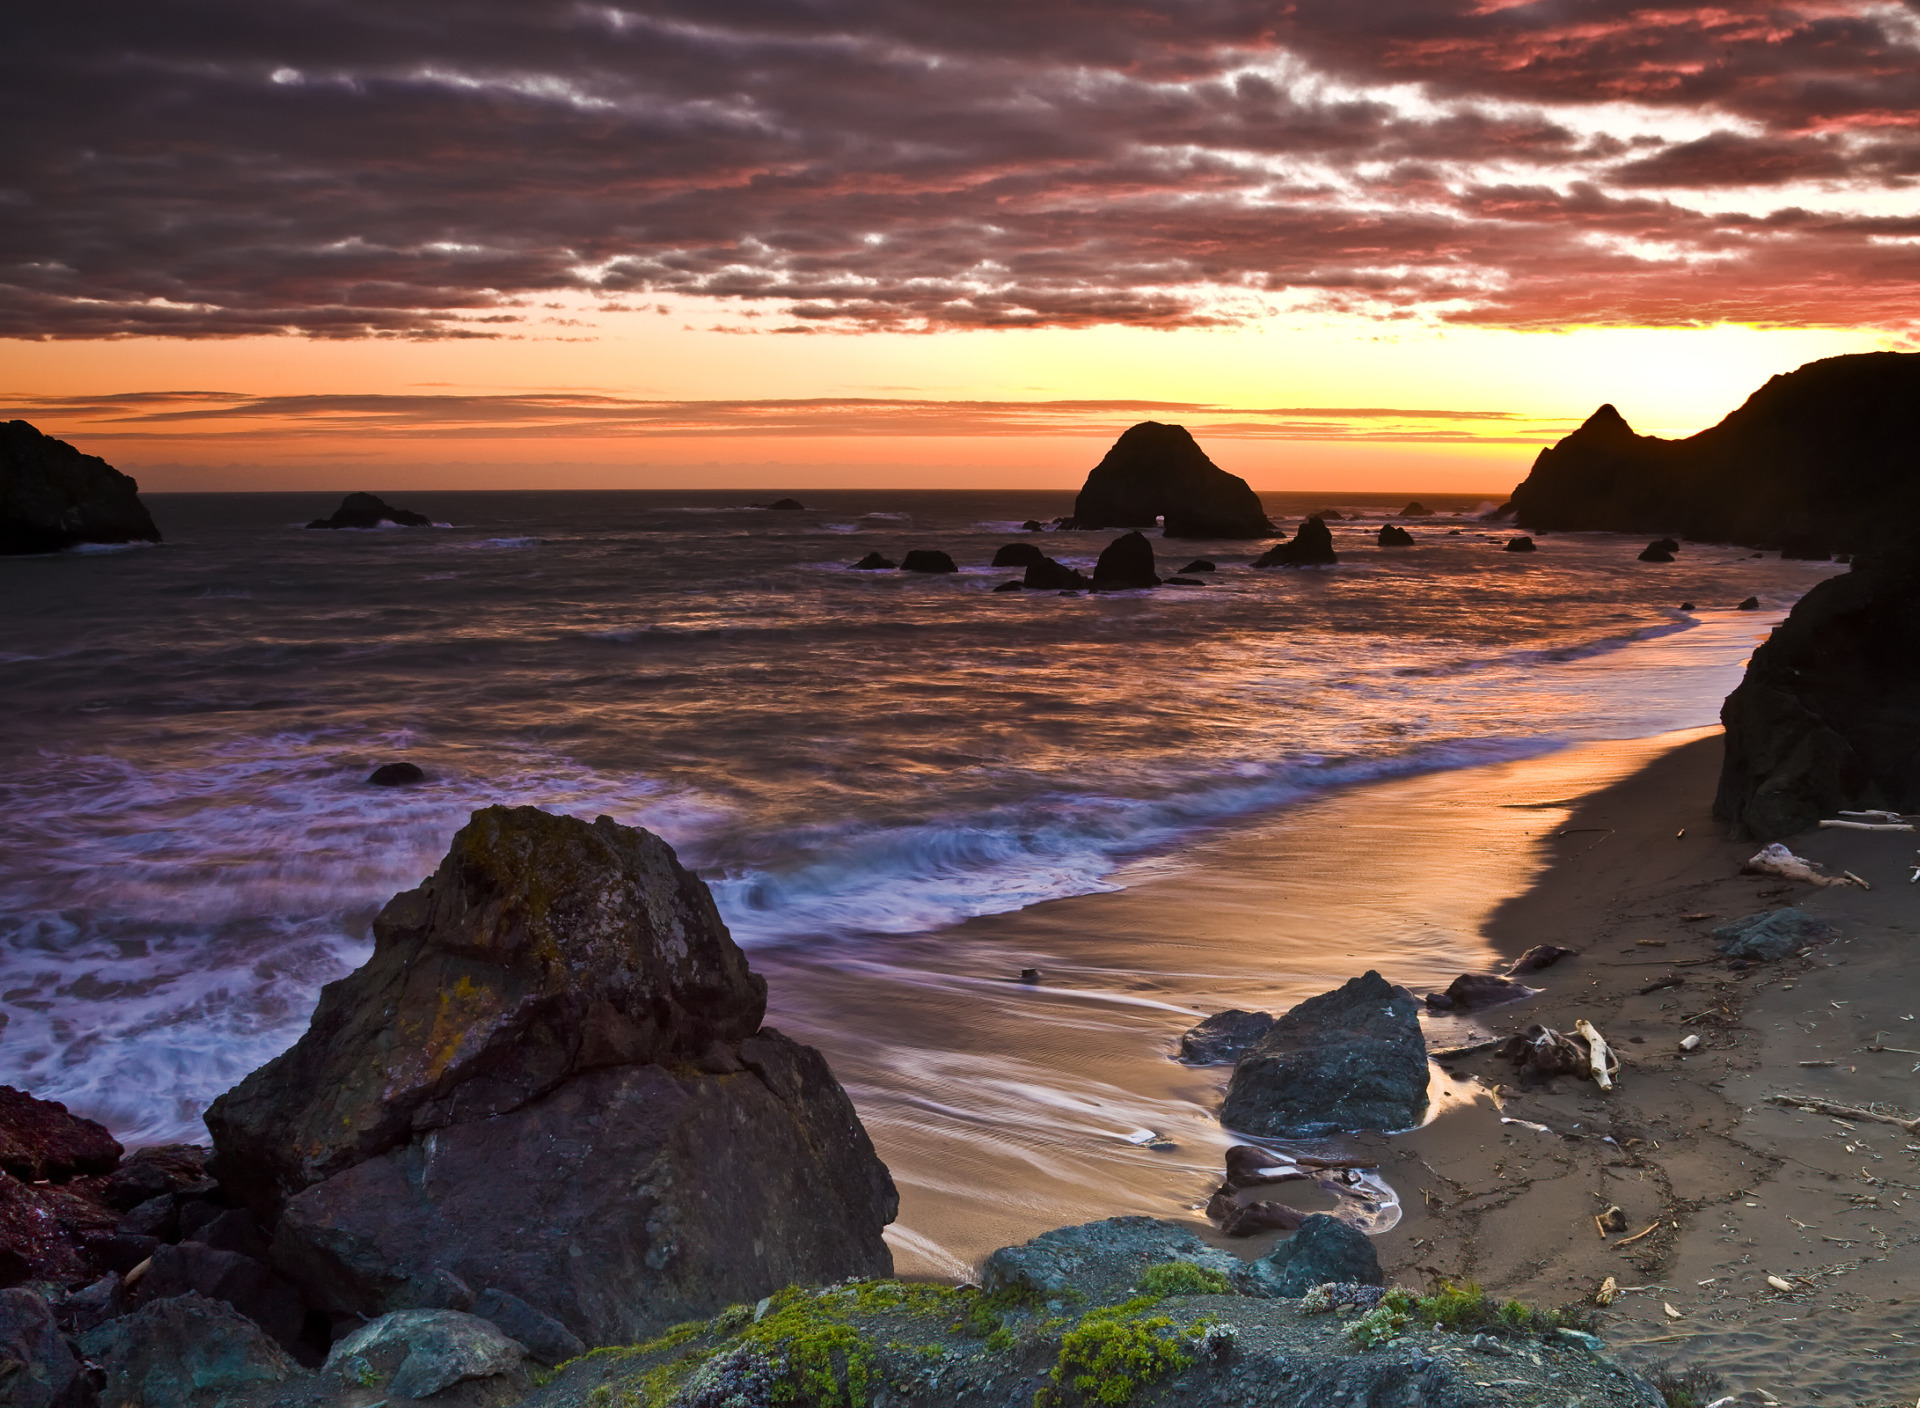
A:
[[1506, 350, 1920, 552], [0, 421, 161, 555], [1063, 423, 1272, 539]]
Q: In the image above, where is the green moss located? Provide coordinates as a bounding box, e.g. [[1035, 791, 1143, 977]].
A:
[[955, 1282, 1042, 1339], [1652, 1363, 1726, 1408], [1037, 1298, 1197, 1407], [1136, 1262, 1232, 1298], [730, 1286, 882, 1407]]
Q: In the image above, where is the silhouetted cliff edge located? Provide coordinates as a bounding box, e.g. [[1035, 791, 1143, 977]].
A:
[[1509, 352, 1920, 552]]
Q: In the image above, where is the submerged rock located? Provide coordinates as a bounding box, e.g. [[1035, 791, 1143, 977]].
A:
[[1023, 557, 1089, 591], [758, 498, 805, 511], [1090, 531, 1160, 590], [1069, 423, 1273, 539], [1737, 595, 1760, 609], [1504, 536, 1537, 553], [1177, 1010, 1274, 1066], [1505, 944, 1577, 977], [0, 420, 162, 555], [1637, 542, 1674, 562], [849, 551, 896, 570], [991, 543, 1047, 568], [1178, 559, 1215, 573], [1221, 972, 1427, 1137], [208, 805, 894, 1346], [1711, 908, 1834, 962], [1715, 540, 1920, 838], [366, 762, 425, 787], [1243, 1214, 1382, 1297], [1398, 501, 1432, 517], [305, 492, 431, 530], [899, 549, 957, 573], [1251, 518, 1337, 568], [1377, 525, 1414, 547]]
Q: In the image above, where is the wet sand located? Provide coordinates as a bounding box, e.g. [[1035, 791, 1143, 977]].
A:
[[765, 727, 1920, 1403]]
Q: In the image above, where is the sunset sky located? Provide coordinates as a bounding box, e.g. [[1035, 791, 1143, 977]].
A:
[[5, 1, 1915, 491]]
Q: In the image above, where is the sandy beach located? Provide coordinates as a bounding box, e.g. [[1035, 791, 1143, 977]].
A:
[[759, 725, 1918, 1404]]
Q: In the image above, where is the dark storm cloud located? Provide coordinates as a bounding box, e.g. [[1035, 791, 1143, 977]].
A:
[[3, 0, 1916, 338]]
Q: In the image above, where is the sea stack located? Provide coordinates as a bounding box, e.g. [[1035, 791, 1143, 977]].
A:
[[0, 420, 162, 554], [1068, 422, 1272, 539], [1714, 539, 1920, 840], [205, 805, 896, 1345], [306, 493, 432, 529], [1252, 517, 1337, 567]]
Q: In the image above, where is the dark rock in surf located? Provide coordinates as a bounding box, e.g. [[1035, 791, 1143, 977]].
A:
[[207, 805, 895, 1346], [992, 542, 1047, 568], [993, 581, 1024, 592], [1504, 536, 1537, 553], [1505, 944, 1577, 977], [306, 493, 431, 530], [899, 549, 957, 574], [1177, 1010, 1274, 1066], [1504, 354, 1920, 552], [1221, 972, 1426, 1138], [1715, 540, 1920, 839], [1020, 519, 1043, 531], [1178, 559, 1215, 573], [0, 420, 162, 555], [1737, 595, 1760, 609], [366, 762, 425, 787], [1398, 501, 1432, 517], [1070, 423, 1273, 539], [759, 498, 805, 511], [1251, 517, 1337, 568], [1243, 1215, 1381, 1297], [0, 1087, 122, 1184], [1651, 537, 1680, 553], [1680, 601, 1695, 611], [1312, 509, 1344, 521], [1423, 974, 1536, 1013], [1638, 542, 1674, 562], [1377, 525, 1414, 547], [1024, 557, 1089, 591], [1165, 576, 1204, 586], [1090, 531, 1160, 590], [850, 552, 896, 570]]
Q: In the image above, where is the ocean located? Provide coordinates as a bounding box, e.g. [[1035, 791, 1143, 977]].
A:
[[0, 488, 1840, 1273]]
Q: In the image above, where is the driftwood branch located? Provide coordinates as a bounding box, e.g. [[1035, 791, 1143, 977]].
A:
[[1763, 1093, 1920, 1134], [1818, 819, 1914, 832], [1575, 1019, 1618, 1091]]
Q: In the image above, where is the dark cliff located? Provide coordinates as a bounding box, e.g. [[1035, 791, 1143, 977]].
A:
[[1071, 422, 1273, 539], [1508, 352, 1920, 551], [0, 420, 161, 554]]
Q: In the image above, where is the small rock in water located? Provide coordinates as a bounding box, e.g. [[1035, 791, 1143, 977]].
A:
[[306, 492, 431, 530], [1177, 1009, 1274, 1065], [993, 580, 1024, 592], [1504, 535, 1537, 553], [1018, 968, 1041, 984], [1177, 559, 1215, 573], [1638, 541, 1675, 562], [1020, 519, 1043, 531], [1377, 524, 1415, 547], [367, 762, 426, 787], [1737, 595, 1760, 609], [758, 498, 805, 511], [899, 549, 958, 573], [1424, 973, 1536, 1012], [991, 542, 1047, 568], [1399, 501, 1432, 517], [849, 551, 896, 570], [1505, 944, 1577, 976], [1679, 601, 1695, 610]]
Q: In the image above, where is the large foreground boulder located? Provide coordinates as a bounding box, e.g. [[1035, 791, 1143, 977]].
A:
[[76, 1293, 301, 1408], [1252, 518, 1337, 568], [0, 421, 162, 555], [1090, 531, 1160, 590], [1221, 972, 1427, 1137], [1069, 423, 1272, 539], [0, 1088, 122, 1184], [1714, 540, 1920, 838], [206, 806, 895, 1345], [305, 493, 432, 529], [1242, 1214, 1382, 1297]]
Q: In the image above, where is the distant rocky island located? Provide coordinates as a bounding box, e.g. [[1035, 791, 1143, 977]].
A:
[[0, 420, 161, 554], [1506, 351, 1920, 554], [1064, 422, 1273, 539]]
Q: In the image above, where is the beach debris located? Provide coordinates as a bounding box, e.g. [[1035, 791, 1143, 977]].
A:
[[1594, 1276, 1619, 1305], [1429, 1036, 1505, 1060], [1844, 870, 1871, 889], [1574, 1019, 1619, 1091], [1222, 1144, 1374, 1189], [1638, 976, 1685, 994], [1505, 944, 1578, 977], [1820, 818, 1913, 832], [1615, 1222, 1661, 1249], [1496, 1023, 1613, 1083], [1741, 843, 1859, 887], [1636, 938, 1668, 947], [1679, 1034, 1701, 1052], [1766, 1274, 1795, 1293], [1764, 1093, 1920, 1134], [1663, 1302, 1682, 1319], [1594, 1207, 1628, 1238], [1018, 968, 1041, 984], [1681, 912, 1715, 922], [1500, 1117, 1552, 1134], [1840, 809, 1906, 822]]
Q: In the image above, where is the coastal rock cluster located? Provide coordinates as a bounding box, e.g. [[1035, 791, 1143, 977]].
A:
[[1506, 350, 1920, 552], [1714, 537, 1920, 838], [0, 420, 161, 554]]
